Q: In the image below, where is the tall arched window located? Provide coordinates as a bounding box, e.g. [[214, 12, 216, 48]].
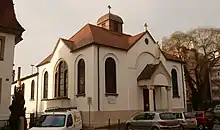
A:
[[54, 61, 68, 97], [77, 59, 85, 95], [105, 57, 117, 94], [171, 69, 179, 98], [43, 72, 48, 99], [30, 80, 35, 100]]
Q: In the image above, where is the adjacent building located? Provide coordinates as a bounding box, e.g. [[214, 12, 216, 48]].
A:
[[11, 12, 186, 127], [210, 60, 220, 101], [0, 0, 25, 127]]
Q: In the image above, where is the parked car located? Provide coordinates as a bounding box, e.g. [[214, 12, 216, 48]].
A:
[[173, 112, 197, 130], [30, 107, 82, 130], [125, 111, 181, 130], [194, 111, 214, 130], [213, 104, 220, 124]]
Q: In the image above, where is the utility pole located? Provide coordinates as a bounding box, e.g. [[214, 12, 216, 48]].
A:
[[31, 64, 34, 74]]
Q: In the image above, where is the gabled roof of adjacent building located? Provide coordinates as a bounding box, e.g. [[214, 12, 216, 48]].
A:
[[0, 0, 25, 43], [12, 73, 38, 84], [36, 24, 184, 67]]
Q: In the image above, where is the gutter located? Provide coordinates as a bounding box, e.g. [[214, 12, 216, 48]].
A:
[[36, 66, 39, 117], [97, 46, 100, 111], [181, 64, 186, 110]]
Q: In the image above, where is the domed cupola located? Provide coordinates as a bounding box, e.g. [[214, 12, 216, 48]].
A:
[[97, 7, 123, 33]]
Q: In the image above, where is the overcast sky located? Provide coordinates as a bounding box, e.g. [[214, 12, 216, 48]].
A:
[[13, 0, 220, 77]]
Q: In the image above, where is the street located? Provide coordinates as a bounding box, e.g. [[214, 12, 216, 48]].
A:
[[214, 125, 220, 130]]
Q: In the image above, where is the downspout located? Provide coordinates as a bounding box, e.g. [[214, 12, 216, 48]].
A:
[[181, 64, 186, 110], [97, 46, 100, 111], [36, 66, 39, 117]]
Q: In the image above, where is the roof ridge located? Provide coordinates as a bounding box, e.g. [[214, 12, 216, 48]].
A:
[[87, 23, 132, 37], [69, 23, 91, 41], [87, 24, 95, 42]]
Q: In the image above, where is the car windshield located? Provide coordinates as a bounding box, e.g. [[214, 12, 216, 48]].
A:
[[159, 113, 176, 120], [35, 115, 66, 127], [184, 112, 195, 119], [173, 113, 183, 119]]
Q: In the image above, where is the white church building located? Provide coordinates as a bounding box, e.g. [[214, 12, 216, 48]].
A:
[[12, 12, 186, 127]]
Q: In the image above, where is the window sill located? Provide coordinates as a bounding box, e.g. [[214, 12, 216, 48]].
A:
[[173, 95, 180, 98], [105, 93, 118, 97], [76, 94, 86, 97], [30, 99, 35, 101], [41, 97, 70, 101]]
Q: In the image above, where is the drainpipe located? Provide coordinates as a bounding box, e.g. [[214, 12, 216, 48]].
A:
[[181, 64, 186, 111], [97, 46, 100, 111], [36, 66, 39, 117]]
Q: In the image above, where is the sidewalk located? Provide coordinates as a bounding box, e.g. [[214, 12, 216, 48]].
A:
[[83, 123, 126, 130]]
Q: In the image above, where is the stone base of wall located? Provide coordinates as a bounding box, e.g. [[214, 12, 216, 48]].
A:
[[80, 108, 186, 128], [81, 110, 143, 128], [156, 108, 185, 112]]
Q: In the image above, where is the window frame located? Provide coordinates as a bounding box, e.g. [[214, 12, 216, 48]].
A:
[[105, 57, 117, 96], [77, 59, 85, 97], [66, 114, 73, 127], [0, 36, 5, 61], [171, 69, 179, 98], [43, 72, 48, 99], [54, 61, 68, 98]]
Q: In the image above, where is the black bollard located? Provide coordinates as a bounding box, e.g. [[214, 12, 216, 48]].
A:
[[108, 118, 111, 127], [118, 119, 120, 130]]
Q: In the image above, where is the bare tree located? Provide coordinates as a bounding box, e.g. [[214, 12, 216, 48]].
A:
[[162, 28, 220, 110]]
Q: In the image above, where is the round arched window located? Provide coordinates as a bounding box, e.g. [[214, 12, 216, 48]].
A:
[[145, 38, 149, 45]]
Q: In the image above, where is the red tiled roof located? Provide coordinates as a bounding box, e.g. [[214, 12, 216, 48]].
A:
[[36, 54, 52, 67], [0, 0, 25, 43], [161, 51, 185, 63], [37, 24, 184, 67], [68, 24, 132, 50]]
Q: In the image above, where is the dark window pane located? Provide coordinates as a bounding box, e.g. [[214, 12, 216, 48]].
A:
[[43, 72, 48, 98], [55, 61, 68, 97], [55, 73, 58, 97], [159, 113, 176, 120], [78, 59, 85, 95], [31, 80, 35, 100], [105, 57, 116, 94], [133, 113, 145, 120], [171, 69, 179, 97]]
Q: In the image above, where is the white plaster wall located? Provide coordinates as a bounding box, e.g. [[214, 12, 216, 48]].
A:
[[98, 46, 129, 111], [0, 33, 15, 121], [11, 76, 38, 114], [166, 61, 186, 110], [126, 32, 168, 111], [37, 39, 75, 113], [37, 40, 97, 112]]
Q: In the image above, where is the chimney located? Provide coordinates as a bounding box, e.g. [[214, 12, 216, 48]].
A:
[[17, 67, 21, 88]]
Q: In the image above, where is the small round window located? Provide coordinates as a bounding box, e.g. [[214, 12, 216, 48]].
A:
[[145, 38, 149, 45]]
